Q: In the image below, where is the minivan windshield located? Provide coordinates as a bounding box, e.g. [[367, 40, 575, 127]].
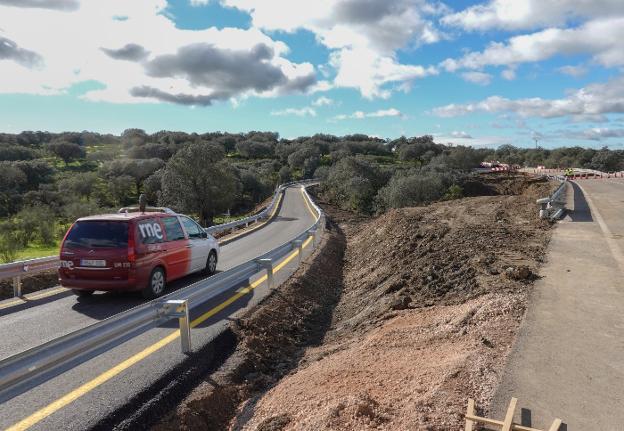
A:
[[64, 221, 128, 248]]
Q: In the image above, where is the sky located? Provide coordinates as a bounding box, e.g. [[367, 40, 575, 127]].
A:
[[1, 0, 624, 148]]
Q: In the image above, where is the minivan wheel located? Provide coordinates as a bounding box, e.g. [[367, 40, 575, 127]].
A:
[[72, 289, 94, 297], [204, 251, 217, 275], [143, 267, 166, 299]]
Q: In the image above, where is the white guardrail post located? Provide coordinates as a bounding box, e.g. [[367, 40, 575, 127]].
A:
[[255, 258, 274, 289], [292, 240, 304, 266], [13, 276, 22, 297], [162, 299, 192, 353]]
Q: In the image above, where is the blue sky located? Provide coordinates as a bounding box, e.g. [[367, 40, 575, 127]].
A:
[[1, 0, 623, 148]]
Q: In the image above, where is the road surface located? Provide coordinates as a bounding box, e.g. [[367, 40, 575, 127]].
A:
[[0, 186, 318, 431], [492, 179, 624, 430]]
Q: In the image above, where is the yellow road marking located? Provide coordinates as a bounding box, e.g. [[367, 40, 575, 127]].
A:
[[6, 193, 315, 431], [0, 287, 68, 311], [300, 186, 319, 219]]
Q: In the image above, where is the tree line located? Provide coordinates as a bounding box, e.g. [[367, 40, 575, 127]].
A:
[[1, 128, 623, 261]]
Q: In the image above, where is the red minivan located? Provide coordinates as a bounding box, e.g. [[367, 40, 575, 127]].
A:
[[58, 211, 220, 299]]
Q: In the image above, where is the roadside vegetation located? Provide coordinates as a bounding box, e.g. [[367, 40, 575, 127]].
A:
[[1, 129, 623, 262]]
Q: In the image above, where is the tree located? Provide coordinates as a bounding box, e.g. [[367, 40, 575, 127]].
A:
[[46, 141, 85, 163], [161, 143, 241, 225], [590, 147, 622, 172]]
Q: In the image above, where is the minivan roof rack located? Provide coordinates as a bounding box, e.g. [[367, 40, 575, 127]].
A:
[[117, 206, 177, 215]]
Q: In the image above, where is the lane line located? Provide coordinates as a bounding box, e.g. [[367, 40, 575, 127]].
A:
[[573, 181, 624, 276], [0, 287, 68, 310], [300, 186, 320, 219], [6, 200, 315, 431]]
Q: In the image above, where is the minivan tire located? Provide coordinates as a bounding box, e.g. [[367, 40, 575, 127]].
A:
[[143, 267, 166, 299], [204, 251, 218, 275], [72, 289, 94, 297]]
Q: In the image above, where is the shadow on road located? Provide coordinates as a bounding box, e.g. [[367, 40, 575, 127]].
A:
[[70, 270, 224, 321], [566, 182, 594, 222], [519, 408, 567, 431]]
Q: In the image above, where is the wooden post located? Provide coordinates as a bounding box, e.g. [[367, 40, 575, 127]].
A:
[[502, 398, 518, 431], [465, 398, 475, 431]]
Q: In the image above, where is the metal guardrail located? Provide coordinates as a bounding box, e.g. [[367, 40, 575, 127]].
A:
[[0, 183, 324, 403], [537, 177, 567, 220], [0, 179, 319, 296]]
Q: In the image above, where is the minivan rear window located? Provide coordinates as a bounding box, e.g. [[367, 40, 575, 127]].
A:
[[64, 221, 128, 248]]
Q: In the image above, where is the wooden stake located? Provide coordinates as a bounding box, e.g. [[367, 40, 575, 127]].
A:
[[547, 419, 562, 431], [465, 398, 475, 431], [502, 398, 518, 431]]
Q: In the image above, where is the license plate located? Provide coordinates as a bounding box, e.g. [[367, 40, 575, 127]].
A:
[[80, 259, 106, 267]]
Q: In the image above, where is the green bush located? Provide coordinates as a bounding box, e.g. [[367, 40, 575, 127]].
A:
[[444, 184, 464, 200]]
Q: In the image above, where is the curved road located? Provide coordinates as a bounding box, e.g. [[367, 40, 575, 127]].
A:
[[0, 186, 318, 431]]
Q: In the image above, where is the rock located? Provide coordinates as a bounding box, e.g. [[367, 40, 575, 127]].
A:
[[504, 265, 532, 280]]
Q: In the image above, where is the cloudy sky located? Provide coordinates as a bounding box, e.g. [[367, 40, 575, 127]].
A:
[[1, 0, 624, 148]]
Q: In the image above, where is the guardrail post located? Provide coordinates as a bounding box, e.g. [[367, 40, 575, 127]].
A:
[[165, 299, 191, 354], [309, 229, 317, 247], [292, 240, 304, 265], [255, 258, 274, 289], [13, 276, 22, 297]]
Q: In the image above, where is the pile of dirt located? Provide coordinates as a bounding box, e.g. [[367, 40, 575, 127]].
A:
[[152, 225, 346, 431], [236, 176, 555, 430]]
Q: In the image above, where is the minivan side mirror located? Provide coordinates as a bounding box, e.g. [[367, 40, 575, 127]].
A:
[[200, 231, 208, 239]]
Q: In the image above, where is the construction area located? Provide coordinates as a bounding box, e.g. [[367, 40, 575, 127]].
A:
[[147, 174, 560, 430]]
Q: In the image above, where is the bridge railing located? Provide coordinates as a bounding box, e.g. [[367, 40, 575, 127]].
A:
[[0, 180, 318, 296], [0, 183, 324, 403]]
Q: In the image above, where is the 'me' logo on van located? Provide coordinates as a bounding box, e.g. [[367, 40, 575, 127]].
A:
[[138, 220, 163, 241]]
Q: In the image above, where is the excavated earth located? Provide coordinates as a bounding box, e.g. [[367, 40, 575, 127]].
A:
[[151, 174, 557, 431]]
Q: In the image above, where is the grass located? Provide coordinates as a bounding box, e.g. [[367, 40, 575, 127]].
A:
[[14, 242, 60, 261]]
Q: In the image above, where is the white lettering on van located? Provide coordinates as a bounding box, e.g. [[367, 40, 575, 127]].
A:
[[139, 222, 163, 240]]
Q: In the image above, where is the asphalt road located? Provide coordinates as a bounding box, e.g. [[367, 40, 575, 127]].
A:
[[492, 179, 624, 430], [0, 186, 318, 431]]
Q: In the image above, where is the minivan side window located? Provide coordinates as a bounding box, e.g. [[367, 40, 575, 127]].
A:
[[136, 218, 164, 244], [162, 216, 185, 241], [180, 216, 203, 239]]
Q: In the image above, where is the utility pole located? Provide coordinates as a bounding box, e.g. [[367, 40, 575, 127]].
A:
[[533, 137, 539, 149]]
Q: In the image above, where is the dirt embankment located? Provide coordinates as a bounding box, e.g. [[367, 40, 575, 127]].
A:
[[153, 174, 556, 431], [152, 223, 346, 431]]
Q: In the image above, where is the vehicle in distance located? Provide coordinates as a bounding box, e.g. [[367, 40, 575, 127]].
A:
[[58, 210, 219, 298]]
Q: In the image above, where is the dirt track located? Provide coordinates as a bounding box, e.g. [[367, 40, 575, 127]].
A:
[[153, 174, 556, 431]]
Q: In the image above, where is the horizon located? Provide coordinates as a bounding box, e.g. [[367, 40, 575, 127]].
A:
[[1, 0, 623, 149]]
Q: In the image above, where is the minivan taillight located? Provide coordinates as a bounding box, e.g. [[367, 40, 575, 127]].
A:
[[127, 225, 136, 263]]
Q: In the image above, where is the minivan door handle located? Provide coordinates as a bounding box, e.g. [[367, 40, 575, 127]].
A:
[[186, 244, 194, 248]]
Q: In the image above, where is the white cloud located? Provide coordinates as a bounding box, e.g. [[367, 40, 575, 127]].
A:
[[442, 0, 624, 31], [558, 64, 588, 77], [0, 0, 317, 105], [223, 0, 443, 98], [461, 71, 492, 85], [271, 107, 317, 117], [562, 127, 624, 141], [189, 0, 210, 5], [312, 96, 333, 106], [441, 17, 624, 72], [330, 47, 437, 98], [450, 131, 473, 139], [334, 107, 403, 120], [501, 68, 516, 80], [432, 75, 624, 119]]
